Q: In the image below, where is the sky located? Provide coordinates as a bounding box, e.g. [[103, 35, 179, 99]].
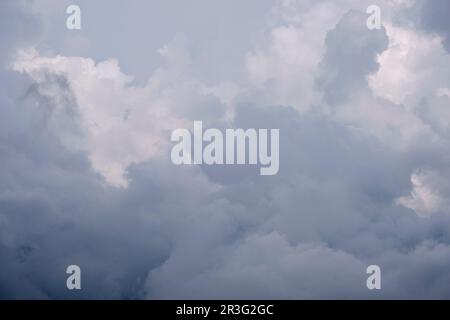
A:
[[1, 0, 450, 299]]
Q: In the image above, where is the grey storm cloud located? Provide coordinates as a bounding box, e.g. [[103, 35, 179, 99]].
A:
[[317, 10, 388, 105], [417, 0, 450, 52], [1, 0, 450, 300]]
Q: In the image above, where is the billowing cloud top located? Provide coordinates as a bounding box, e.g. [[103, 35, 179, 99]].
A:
[[1, 0, 450, 299]]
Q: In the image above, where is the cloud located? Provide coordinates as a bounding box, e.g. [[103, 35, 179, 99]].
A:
[[146, 232, 368, 299], [417, 0, 450, 52], [317, 10, 389, 105], [13, 40, 226, 187], [1, 0, 450, 300], [397, 168, 450, 218], [0, 1, 42, 65]]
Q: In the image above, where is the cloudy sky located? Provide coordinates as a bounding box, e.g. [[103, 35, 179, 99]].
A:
[[1, 0, 450, 299]]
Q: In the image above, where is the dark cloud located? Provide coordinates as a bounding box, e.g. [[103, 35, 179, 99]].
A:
[[1, 1, 450, 300], [417, 0, 450, 52], [317, 10, 388, 105]]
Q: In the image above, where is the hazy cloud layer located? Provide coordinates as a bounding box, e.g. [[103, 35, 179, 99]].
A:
[[1, 0, 450, 299]]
